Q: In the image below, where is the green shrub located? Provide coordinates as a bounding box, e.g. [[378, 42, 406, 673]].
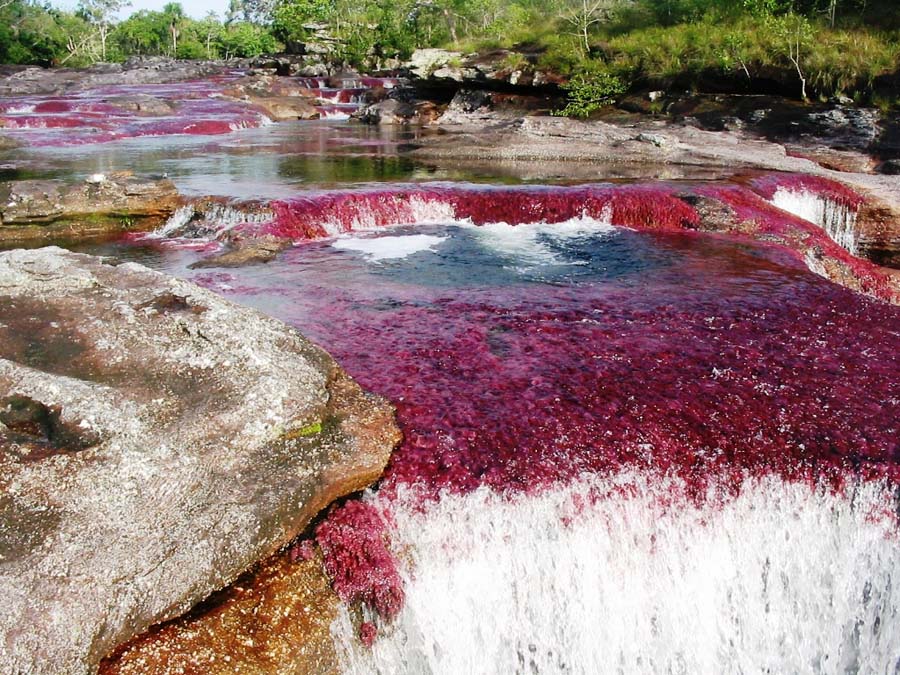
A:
[[553, 68, 628, 117]]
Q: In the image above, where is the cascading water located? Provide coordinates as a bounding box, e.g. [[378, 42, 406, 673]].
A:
[[215, 179, 893, 301], [749, 173, 864, 256], [332, 478, 900, 674], [67, 177, 900, 672], [146, 202, 274, 242]]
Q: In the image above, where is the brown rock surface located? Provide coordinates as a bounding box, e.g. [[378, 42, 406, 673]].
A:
[[188, 236, 292, 269], [0, 247, 400, 674], [0, 172, 180, 242], [249, 96, 321, 121], [100, 538, 341, 675], [106, 95, 177, 116]]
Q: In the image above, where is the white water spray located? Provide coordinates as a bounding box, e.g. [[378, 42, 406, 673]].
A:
[[771, 188, 860, 255], [332, 234, 448, 261], [333, 475, 900, 674], [314, 197, 459, 236], [152, 203, 274, 240], [466, 213, 616, 267]]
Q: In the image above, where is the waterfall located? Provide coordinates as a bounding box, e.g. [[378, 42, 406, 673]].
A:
[[771, 187, 860, 256], [262, 185, 697, 241], [151, 202, 274, 240], [333, 476, 900, 675]]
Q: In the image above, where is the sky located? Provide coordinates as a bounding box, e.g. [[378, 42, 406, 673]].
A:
[[55, 0, 228, 20]]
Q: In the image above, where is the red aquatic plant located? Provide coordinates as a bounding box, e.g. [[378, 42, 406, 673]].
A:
[[315, 501, 404, 621]]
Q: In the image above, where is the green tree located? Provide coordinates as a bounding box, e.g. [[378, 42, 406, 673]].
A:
[[563, 0, 627, 53], [553, 68, 628, 116], [162, 2, 185, 55], [719, 29, 752, 81], [767, 11, 814, 99], [78, 0, 130, 61], [0, 1, 84, 65], [196, 11, 223, 58], [218, 20, 280, 57], [271, 0, 332, 44], [114, 10, 169, 55]]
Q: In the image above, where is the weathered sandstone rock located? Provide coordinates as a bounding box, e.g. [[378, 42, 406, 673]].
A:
[[355, 98, 417, 125], [0, 171, 179, 241], [0, 248, 400, 674], [249, 96, 321, 121], [100, 522, 342, 674], [188, 236, 292, 268], [0, 173, 180, 242], [106, 95, 177, 116]]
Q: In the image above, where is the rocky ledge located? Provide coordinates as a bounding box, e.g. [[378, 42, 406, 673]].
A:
[[0, 173, 180, 243], [408, 114, 900, 268], [0, 248, 400, 673]]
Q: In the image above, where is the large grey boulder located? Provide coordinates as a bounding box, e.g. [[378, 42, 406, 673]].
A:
[[0, 248, 399, 674]]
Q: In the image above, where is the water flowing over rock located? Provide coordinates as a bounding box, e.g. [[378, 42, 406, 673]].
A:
[[0, 60, 226, 97], [99, 203, 899, 669], [207, 178, 896, 302], [0, 248, 400, 674]]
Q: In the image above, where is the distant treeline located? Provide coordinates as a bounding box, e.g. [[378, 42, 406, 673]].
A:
[[1, 0, 898, 103]]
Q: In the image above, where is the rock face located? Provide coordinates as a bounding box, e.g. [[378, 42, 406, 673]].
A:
[[355, 98, 417, 125], [245, 96, 320, 121], [0, 248, 400, 674], [101, 547, 342, 675], [0, 173, 180, 242], [405, 48, 562, 101]]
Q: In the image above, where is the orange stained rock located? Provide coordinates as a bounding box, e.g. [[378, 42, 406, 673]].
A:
[[100, 550, 341, 675]]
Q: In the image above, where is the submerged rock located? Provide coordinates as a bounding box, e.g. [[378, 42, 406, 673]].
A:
[[0, 248, 400, 674], [0, 173, 179, 242], [105, 95, 177, 116], [188, 236, 292, 268]]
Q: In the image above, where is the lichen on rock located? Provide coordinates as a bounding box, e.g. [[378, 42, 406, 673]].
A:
[[0, 247, 400, 674]]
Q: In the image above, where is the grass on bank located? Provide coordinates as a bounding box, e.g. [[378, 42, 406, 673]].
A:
[[453, 7, 900, 114]]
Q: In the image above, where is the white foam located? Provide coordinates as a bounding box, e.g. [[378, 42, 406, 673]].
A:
[[466, 214, 616, 267], [771, 188, 859, 255], [150, 203, 273, 240], [319, 110, 352, 121], [333, 475, 900, 674], [154, 205, 196, 237], [315, 197, 458, 236], [333, 234, 447, 261], [1, 104, 35, 114], [228, 115, 271, 132]]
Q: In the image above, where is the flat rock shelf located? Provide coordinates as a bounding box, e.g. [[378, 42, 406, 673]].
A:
[[0, 247, 400, 674]]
